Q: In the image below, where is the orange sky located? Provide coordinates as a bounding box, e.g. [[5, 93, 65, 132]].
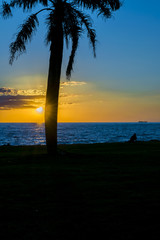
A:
[[0, 77, 160, 123]]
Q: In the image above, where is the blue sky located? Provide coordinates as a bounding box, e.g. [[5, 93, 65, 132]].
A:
[[0, 0, 160, 122]]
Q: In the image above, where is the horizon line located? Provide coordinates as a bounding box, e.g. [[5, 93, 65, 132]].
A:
[[0, 121, 160, 124]]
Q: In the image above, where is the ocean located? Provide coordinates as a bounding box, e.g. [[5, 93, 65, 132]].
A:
[[0, 122, 160, 146]]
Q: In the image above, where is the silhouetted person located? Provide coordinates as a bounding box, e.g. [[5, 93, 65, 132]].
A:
[[129, 133, 137, 143]]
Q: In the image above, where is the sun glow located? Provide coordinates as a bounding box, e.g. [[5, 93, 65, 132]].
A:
[[36, 107, 43, 113]]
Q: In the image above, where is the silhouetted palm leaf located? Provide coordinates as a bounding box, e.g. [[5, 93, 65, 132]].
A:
[[2, 0, 121, 78], [74, 9, 96, 56], [1, 2, 12, 18], [9, 14, 39, 64], [2, 0, 48, 11]]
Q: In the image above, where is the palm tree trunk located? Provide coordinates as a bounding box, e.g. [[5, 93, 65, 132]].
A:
[[45, 22, 63, 155]]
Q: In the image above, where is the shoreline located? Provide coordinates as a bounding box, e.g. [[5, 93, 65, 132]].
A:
[[0, 140, 160, 157], [0, 139, 160, 147]]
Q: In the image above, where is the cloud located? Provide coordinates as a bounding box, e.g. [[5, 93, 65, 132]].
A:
[[0, 87, 45, 96], [0, 95, 45, 110], [17, 89, 45, 96], [0, 87, 18, 95], [0, 87, 45, 110], [61, 81, 87, 87], [0, 86, 83, 110]]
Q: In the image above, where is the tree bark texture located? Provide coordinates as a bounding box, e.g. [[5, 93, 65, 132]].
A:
[[45, 21, 63, 154]]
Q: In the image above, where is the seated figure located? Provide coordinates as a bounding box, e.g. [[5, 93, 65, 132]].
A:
[[129, 133, 137, 143]]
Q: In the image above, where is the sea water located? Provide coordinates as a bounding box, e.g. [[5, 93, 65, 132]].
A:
[[0, 122, 159, 146]]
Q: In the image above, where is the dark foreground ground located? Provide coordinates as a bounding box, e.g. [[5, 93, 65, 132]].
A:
[[0, 142, 160, 239]]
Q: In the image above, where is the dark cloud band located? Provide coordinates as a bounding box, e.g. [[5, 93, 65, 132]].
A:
[[0, 92, 45, 110]]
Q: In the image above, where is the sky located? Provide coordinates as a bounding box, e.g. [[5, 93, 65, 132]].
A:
[[0, 0, 160, 122]]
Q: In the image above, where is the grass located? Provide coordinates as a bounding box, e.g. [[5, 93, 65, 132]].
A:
[[0, 141, 160, 239]]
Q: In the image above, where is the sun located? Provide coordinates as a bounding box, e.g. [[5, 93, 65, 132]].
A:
[[36, 107, 43, 113]]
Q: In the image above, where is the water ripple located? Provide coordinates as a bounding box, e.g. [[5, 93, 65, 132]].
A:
[[0, 122, 159, 146]]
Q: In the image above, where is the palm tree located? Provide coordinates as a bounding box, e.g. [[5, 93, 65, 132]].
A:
[[1, 0, 121, 154]]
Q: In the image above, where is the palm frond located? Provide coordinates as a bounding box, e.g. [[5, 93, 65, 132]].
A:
[[2, 0, 49, 12], [1, 1, 12, 18], [66, 26, 80, 79], [97, 3, 111, 18], [9, 14, 39, 64], [73, 0, 121, 17], [64, 34, 69, 49], [74, 9, 96, 57], [107, 0, 122, 10], [73, 0, 97, 9], [62, 2, 97, 78], [45, 10, 56, 46], [1, 0, 50, 18], [45, 0, 65, 46], [3, 0, 122, 78], [62, 2, 83, 79], [17, 0, 49, 10]]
